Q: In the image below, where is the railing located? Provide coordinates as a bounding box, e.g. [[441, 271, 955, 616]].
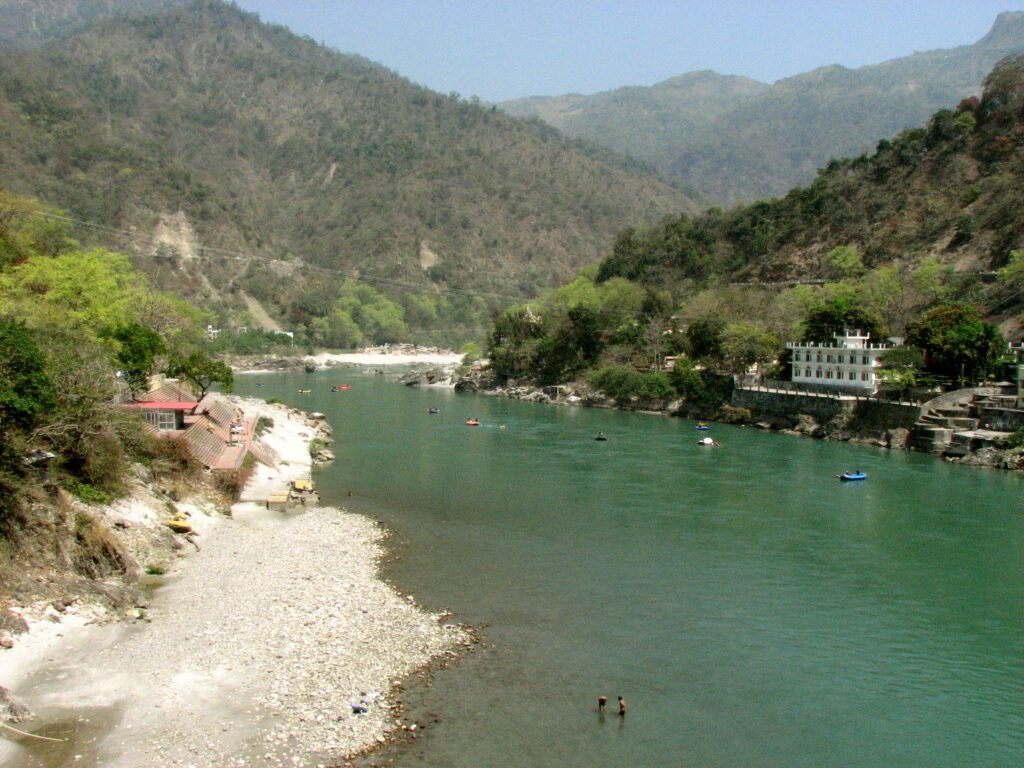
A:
[[734, 376, 924, 406]]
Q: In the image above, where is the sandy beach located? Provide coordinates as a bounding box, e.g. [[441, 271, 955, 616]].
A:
[[309, 350, 463, 368], [0, 400, 465, 768]]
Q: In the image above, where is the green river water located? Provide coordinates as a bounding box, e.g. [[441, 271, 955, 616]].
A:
[[236, 371, 1023, 768]]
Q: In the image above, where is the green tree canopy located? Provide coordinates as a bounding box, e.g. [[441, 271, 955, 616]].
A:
[[802, 298, 884, 344], [0, 319, 55, 436], [685, 317, 725, 359], [111, 323, 166, 397], [720, 323, 780, 374], [905, 304, 1003, 387], [167, 350, 233, 401]]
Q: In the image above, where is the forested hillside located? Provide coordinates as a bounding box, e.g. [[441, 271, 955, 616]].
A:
[[500, 12, 1024, 204], [484, 58, 1024, 404], [500, 70, 769, 183], [599, 58, 1024, 291], [0, 0, 693, 346], [0, 0, 188, 47]]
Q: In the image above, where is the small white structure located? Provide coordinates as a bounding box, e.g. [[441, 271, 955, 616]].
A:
[[787, 329, 893, 393]]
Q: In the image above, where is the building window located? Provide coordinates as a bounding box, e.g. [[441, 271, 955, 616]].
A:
[[815, 369, 822, 378], [805, 367, 811, 377], [862, 355, 869, 365], [794, 351, 801, 362], [826, 354, 833, 363], [826, 370, 833, 379], [836, 371, 844, 380], [837, 355, 844, 364], [816, 353, 822, 362], [861, 372, 869, 381], [144, 411, 177, 431]]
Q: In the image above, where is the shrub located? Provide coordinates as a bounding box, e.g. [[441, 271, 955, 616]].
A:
[[255, 415, 274, 435], [589, 365, 673, 405], [66, 480, 112, 506]]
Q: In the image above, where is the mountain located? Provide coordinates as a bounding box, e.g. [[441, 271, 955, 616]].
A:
[[0, 0, 694, 343], [597, 56, 1024, 296], [500, 71, 770, 178], [500, 12, 1024, 204]]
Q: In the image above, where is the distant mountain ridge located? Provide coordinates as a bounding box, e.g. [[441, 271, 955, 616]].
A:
[[500, 12, 1024, 204], [0, 0, 693, 341]]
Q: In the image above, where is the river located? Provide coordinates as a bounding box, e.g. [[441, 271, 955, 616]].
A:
[[236, 371, 1024, 768]]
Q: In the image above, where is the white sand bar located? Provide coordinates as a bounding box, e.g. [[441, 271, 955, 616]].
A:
[[309, 350, 462, 367]]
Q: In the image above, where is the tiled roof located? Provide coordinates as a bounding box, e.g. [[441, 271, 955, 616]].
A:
[[196, 396, 238, 429], [123, 401, 197, 410], [180, 419, 229, 469], [144, 381, 197, 403]]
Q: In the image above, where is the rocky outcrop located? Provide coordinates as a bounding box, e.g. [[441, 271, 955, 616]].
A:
[[400, 367, 455, 386]]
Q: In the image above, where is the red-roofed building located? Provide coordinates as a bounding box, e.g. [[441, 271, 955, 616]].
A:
[[122, 383, 275, 473]]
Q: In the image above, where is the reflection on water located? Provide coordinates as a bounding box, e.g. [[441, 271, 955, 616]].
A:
[[237, 372, 1024, 768]]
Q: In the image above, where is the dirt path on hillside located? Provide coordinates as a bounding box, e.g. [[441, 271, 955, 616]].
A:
[[240, 291, 283, 332]]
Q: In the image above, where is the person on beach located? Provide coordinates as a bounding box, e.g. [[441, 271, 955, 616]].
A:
[[598, 695, 608, 713], [618, 696, 626, 717]]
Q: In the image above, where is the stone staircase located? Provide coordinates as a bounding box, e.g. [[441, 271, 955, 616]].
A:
[[912, 402, 979, 453], [911, 386, 1018, 453]]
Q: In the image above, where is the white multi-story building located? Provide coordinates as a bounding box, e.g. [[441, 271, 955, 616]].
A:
[[787, 330, 894, 392]]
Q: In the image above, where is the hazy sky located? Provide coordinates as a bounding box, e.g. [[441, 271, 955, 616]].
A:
[[233, 1, 1023, 101]]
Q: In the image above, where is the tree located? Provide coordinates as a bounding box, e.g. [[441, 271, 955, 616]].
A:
[[685, 317, 725, 360], [827, 244, 865, 279], [112, 323, 166, 397], [487, 305, 545, 380], [905, 304, 1003, 387], [877, 346, 925, 397], [720, 323, 779, 374], [0, 319, 55, 438], [802, 298, 883, 344], [166, 351, 233, 401]]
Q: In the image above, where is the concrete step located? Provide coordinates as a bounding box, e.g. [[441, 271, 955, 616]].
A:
[[945, 417, 979, 429]]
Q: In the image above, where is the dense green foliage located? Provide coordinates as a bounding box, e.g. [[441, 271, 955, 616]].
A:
[[0, 0, 692, 348], [487, 62, 1022, 405], [502, 13, 1024, 204], [905, 304, 1004, 387], [0, 191, 215, 533], [597, 57, 1024, 294], [166, 350, 233, 400]]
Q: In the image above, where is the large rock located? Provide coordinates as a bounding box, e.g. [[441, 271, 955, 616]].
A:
[[400, 367, 453, 386], [885, 427, 911, 449]]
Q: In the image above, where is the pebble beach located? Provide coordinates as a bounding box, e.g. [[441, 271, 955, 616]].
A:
[[0, 403, 466, 768]]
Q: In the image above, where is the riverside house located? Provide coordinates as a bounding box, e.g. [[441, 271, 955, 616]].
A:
[[122, 380, 277, 472], [787, 330, 894, 393]]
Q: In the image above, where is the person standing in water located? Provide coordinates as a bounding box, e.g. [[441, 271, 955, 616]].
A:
[[598, 696, 608, 713], [618, 696, 626, 717]]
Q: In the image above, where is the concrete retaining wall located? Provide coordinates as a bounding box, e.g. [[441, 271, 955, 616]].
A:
[[731, 388, 920, 435], [976, 406, 1024, 432], [731, 389, 852, 425]]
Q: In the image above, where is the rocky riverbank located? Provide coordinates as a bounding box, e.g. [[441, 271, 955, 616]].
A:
[[460, 372, 1024, 471], [0, 401, 468, 768]]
